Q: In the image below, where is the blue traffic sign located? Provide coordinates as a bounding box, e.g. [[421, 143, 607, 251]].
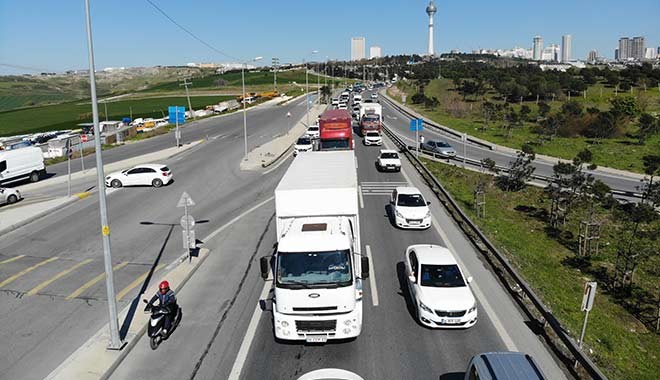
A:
[[168, 106, 186, 124], [409, 118, 424, 132]]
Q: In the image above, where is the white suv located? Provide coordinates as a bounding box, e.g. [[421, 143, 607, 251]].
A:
[[405, 244, 477, 328], [377, 150, 401, 172], [390, 187, 431, 229], [363, 131, 382, 146], [305, 125, 320, 139]]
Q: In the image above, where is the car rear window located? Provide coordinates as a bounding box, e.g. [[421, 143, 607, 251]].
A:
[[160, 166, 170, 172]]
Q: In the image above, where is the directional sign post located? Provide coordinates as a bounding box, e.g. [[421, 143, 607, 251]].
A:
[[578, 281, 597, 349], [177, 191, 196, 260], [168, 106, 186, 147], [409, 119, 424, 158]]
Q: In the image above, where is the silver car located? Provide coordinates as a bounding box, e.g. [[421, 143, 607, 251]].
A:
[[0, 187, 21, 205], [421, 139, 456, 157]]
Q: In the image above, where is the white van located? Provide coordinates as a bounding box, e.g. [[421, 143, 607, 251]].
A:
[[0, 147, 46, 183]]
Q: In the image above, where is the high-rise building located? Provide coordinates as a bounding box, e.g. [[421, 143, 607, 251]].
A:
[[542, 44, 560, 61], [587, 50, 598, 63], [618, 36, 646, 61], [351, 37, 366, 61], [369, 46, 382, 59], [614, 48, 619, 61], [631, 36, 645, 59], [426, 1, 437, 55], [533, 36, 543, 60], [618, 37, 631, 60], [561, 35, 572, 62], [644, 47, 655, 60]]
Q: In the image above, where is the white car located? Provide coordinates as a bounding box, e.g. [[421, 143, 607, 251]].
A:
[[390, 186, 431, 229], [0, 187, 21, 205], [294, 136, 313, 156], [337, 103, 348, 110], [305, 125, 320, 139], [377, 149, 401, 172], [105, 164, 173, 188], [363, 131, 382, 146], [371, 93, 378, 99], [404, 244, 477, 328], [331, 98, 339, 106]]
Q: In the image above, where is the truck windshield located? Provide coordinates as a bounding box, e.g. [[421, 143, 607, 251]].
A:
[[277, 250, 352, 288], [363, 115, 379, 123], [320, 139, 350, 150]]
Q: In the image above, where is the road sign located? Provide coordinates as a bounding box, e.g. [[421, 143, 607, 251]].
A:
[[81, 134, 88, 143], [177, 191, 196, 208], [581, 281, 597, 311], [183, 230, 196, 249], [409, 119, 424, 132], [168, 106, 186, 124], [180, 215, 195, 229]]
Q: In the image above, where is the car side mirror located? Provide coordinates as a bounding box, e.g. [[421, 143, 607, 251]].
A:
[[142, 299, 148, 304], [426, 201, 431, 206], [259, 256, 270, 280], [467, 276, 473, 284], [361, 256, 370, 279], [408, 274, 416, 284]]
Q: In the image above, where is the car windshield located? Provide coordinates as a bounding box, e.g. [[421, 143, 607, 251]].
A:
[[381, 153, 398, 159], [160, 166, 170, 172], [297, 137, 311, 145], [366, 132, 380, 137], [433, 141, 451, 148], [420, 264, 466, 287], [320, 139, 350, 150], [277, 250, 352, 288], [308, 127, 319, 131], [397, 193, 426, 207]]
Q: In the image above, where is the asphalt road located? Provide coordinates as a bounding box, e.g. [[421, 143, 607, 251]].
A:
[[111, 111, 569, 379], [378, 93, 644, 195], [0, 95, 312, 380]]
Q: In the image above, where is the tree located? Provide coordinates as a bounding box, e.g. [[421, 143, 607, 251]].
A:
[[561, 100, 583, 117], [503, 109, 523, 138], [637, 113, 659, 144], [320, 85, 331, 103], [585, 111, 618, 139], [496, 150, 536, 191], [537, 101, 551, 117], [609, 96, 640, 120], [459, 80, 479, 101], [480, 101, 499, 132], [640, 155, 660, 207], [520, 105, 532, 121], [411, 92, 428, 104]]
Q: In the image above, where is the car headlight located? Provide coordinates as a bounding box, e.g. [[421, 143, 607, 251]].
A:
[[468, 303, 477, 314], [419, 301, 433, 313], [395, 209, 404, 218], [425, 210, 431, 218]]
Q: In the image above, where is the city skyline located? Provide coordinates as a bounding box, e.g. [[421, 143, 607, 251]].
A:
[[0, 0, 659, 74]]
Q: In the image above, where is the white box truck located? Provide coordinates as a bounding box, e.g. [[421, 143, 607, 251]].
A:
[[0, 146, 46, 184], [260, 150, 369, 343]]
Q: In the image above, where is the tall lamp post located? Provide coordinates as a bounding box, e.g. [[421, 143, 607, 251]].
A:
[[304, 50, 318, 126], [83, 0, 122, 350], [241, 56, 262, 159]]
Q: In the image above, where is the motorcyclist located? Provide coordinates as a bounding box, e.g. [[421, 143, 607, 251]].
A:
[[147, 280, 178, 335]]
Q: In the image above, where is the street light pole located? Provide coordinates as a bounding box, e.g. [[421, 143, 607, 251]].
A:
[[305, 59, 309, 126], [83, 0, 122, 350], [241, 56, 262, 160]]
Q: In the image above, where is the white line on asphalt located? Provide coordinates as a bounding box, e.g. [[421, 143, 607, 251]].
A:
[[355, 156, 358, 169], [262, 152, 292, 175], [202, 196, 274, 243], [397, 155, 518, 351], [358, 185, 364, 209], [228, 281, 271, 380], [365, 245, 379, 306]]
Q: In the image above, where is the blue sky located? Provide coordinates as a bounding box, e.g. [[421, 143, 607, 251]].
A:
[[1, 0, 658, 74]]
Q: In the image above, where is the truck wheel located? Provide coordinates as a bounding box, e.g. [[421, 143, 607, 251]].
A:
[[152, 178, 163, 188], [29, 171, 40, 182], [7, 194, 18, 204], [111, 179, 122, 188]]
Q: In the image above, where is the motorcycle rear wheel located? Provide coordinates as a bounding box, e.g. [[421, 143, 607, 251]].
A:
[[150, 335, 162, 350]]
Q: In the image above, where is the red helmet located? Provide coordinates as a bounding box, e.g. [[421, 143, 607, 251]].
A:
[[159, 280, 170, 292]]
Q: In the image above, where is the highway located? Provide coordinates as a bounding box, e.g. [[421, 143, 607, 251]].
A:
[[110, 100, 569, 379], [378, 94, 644, 196], [0, 95, 311, 380]]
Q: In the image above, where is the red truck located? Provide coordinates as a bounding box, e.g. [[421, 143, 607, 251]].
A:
[[319, 109, 353, 150]]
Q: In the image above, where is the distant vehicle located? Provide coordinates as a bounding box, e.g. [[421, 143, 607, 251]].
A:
[[359, 103, 382, 135], [337, 103, 347, 110], [293, 136, 313, 157], [363, 131, 382, 146], [377, 149, 401, 172], [390, 187, 431, 229], [319, 109, 353, 151], [405, 244, 477, 328], [0, 146, 46, 184], [464, 352, 546, 380], [339, 91, 350, 103], [0, 187, 21, 205], [105, 164, 172, 188], [353, 94, 362, 104], [331, 98, 339, 106], [421, 139, 456, 157], [297, 369, 365, 380], [371, 93, 378, 99], [305, 125, 320, 139]]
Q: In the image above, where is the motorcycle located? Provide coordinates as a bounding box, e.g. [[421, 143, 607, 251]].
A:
[[143, 299, 182, 350]]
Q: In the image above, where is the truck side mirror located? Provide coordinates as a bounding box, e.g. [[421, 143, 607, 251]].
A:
[[361, 256, 370, 279], [259, 256, 270, 280]]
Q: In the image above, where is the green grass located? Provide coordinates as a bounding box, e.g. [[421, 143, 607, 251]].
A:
[[0, 95, 233, 137], [422, 160, 659, 380], [391, 79, 660, 173]]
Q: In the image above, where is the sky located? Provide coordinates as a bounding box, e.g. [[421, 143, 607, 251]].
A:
[[1, 0, 659, 75]]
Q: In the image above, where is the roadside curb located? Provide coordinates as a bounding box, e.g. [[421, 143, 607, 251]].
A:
[[261, 145, 293, 168], [45, 248, 211, 380], [0, 196, 78, 237]]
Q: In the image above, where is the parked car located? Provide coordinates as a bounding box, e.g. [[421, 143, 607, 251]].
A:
[[305, 125, 320, 139], [0, 187, 21, 205], [105, 164, 172, 188], [293, 136, 313, 156], [464, 352, 546, 380], [404, 244, 477, 329], [421, 139, 456, 157], [390, 186, 431, 229], [363, 131, 382, 146], [377, 149, 401, 172]]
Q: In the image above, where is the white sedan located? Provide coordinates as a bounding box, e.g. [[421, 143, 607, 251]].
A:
[[390, 186, 431, 229], [105, 164, 173, 188], [305, 125, 320, 139], [377, 150, 401, 172], [0, 187, 21, 205], [405, 244, 477, 328], [363, 131, 382, 146], [294, 136, 313, 156]]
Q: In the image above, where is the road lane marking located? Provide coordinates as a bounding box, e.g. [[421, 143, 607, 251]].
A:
[[65, 261, 129, 300], [0, 257, 59, 288], [115, 263, 166, 301], [0, 255, 25, 265], [26, 258, 93, 296], [365, 245, 379, 306], [228, 281, 271, 380], [358, 185, 364, 208], [202, 196, 274, 243]]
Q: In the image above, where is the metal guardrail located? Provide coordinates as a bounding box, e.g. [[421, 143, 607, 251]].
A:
[[382, 123, 609, 380]]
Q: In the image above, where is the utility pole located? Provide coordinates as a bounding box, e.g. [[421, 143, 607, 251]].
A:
[[84, 0, 123, 350], [305, 58, 309, 126], [272, 57, 279, 92], [180, 78, 195, 120], [103, 100, 108, 122]]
